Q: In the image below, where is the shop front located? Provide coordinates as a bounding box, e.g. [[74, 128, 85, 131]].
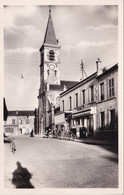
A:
[[70, 107, 96, 138]]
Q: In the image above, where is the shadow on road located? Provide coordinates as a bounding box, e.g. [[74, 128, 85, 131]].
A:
[[99, 145, 118, 154], [103, 156, 118, 163], [12, 161, 34, 188]]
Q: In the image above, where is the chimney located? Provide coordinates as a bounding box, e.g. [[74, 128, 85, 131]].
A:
[[63, 85, 67, 91]]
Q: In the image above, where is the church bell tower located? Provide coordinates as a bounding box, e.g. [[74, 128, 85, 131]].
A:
[[38, 8, 60, 134], [39, 8, 60, 86]]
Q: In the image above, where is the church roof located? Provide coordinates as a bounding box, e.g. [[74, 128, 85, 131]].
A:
[[8, 110, 35, 116], [43, 9, 58, 45], [49, 80, 79, 91]]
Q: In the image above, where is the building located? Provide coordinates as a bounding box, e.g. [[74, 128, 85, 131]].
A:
[[55, 71, 97, 137], [3, 97, 8, 121], [96, 64, 118, 139], [38, 9, 78, 134], [4, 110, 35, 136], [34, 108, 39, 134], [55, 63, 118, 140]]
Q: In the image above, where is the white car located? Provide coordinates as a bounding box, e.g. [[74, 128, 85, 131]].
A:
[[41, 133, 48, 138]]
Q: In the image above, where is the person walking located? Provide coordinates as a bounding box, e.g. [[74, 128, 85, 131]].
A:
[[30, 129, 34, 137], [76, 124, 80, 138]]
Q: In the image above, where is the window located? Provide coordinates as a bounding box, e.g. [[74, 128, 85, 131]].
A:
[[19, 119, 22, 125], [76, 118, 80, 125], [62, 100, 64, 111], [47, 69, 49, 75], [69, 96, 72, 110], [12, 119, 15, 124], [90, 85, 94, 102], [5, 128, 13, 133], [54, 70, 57, 76], [100, 112, 105, 130], [75, 93, 78, 107], [100, 83, 104, 101], [109, 78, 114, 98], [26, 119, 29, 124], [110, 109, 115, 129], [82, 89, 85, 104], [49, 50, 55, 61]]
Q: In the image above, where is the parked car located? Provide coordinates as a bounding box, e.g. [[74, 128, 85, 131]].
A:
[[48, 133, 54, 138], [4, 133, 11, 143], [41, 133, 49, 138]]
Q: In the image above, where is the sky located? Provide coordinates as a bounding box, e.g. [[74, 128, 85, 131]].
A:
[[3, 5, 118, 110]]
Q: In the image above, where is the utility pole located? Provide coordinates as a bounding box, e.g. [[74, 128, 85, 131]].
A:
[[80, 59, 87, 80], [16, 110, 19, 135]]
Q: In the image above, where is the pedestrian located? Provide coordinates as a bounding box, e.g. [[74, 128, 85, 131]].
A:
[[76, 124, 80, 138], [46, 129, 49, 137], [30, 129, 34, 137]]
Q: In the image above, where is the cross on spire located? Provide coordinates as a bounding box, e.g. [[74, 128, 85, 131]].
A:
[[43, 5, 58, 45], [49, 5, 51, 14]]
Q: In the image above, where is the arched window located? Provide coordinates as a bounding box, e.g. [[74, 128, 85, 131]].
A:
[[49, 50, 55, 61], [54, 70, 57, 76]]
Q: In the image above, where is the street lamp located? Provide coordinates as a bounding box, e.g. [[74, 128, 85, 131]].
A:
[[16, 110, 19, 135]]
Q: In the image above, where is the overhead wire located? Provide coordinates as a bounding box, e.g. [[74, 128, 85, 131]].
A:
[[7, 105, 35, 110], [5, 42, 117, 66], [84, 43, 117, 65], [4, 43, 117, 77]]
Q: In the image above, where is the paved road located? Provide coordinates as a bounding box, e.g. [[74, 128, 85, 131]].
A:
[[4, 136, 118, 188]]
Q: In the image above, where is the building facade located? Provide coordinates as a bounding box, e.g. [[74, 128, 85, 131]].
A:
[[96, 64, 118, 139], [55, 64, 118, 139], [4, 110, 35, 136]]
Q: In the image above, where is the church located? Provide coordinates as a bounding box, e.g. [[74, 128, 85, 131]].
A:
[[38, 9, 78, 134]]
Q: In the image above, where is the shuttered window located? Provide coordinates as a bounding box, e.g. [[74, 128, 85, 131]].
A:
[[100, 82, 104, 101], [82, 89, 85, 104], [75, 93, 78, 107], [12, 119, 15, 124], [69, 96, 72, 110], [90, 85, 94, 102], [109, 78, 114, 98], [49, 50, 55, 61]]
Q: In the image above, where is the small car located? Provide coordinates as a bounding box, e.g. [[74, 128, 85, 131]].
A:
[[41, 133, 49, 138]]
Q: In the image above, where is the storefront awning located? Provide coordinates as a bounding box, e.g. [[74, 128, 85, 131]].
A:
[[72, 109, 91, 118]]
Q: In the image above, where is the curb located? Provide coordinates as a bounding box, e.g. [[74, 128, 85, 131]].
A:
[[74, 139, 117, 145], [54, 137, 118, 146], [34, 135, 118, 146]]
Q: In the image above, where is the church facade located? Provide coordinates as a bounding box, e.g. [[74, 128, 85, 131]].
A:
[[38, 10, 78, 134]]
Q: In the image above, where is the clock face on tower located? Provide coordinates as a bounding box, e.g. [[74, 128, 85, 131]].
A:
[[49, 63, 55, 70]]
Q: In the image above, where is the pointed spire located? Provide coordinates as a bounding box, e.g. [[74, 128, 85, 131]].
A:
[[49, 5, 51, 14], [43, 7, 58, 45]]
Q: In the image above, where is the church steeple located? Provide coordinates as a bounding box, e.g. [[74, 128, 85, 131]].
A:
[[39, 6, 60, 86], [43, 7, 58, 45], [38, 7, 60, 134]]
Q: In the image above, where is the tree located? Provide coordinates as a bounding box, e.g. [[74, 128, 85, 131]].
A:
[[3, 98, 8, 121]]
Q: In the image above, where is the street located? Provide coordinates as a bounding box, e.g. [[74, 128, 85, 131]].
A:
[[4, 136, 118, 188]]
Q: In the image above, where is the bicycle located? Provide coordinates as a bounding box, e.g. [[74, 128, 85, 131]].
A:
[[9, 137, 16, 154], [70, 132, 77, 140]]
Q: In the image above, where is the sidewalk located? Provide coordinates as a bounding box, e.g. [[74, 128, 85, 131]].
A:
[[73, 138, 118, 145], [34, 134, 117, 145]]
